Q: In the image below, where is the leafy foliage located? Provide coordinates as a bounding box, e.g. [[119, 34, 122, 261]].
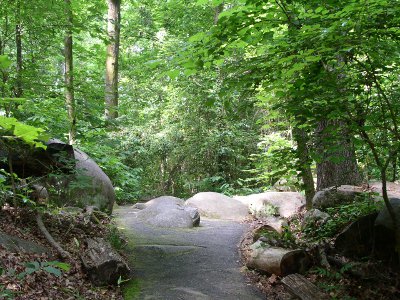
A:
[[299, 194, 384, 243]]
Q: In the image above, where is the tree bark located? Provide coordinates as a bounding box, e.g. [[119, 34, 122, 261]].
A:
[[214, 3, 224, 25], [247, 243, 310, 276], [15, 0, 23, 98], [292, 126, 315, 209], [282, 273, 329, 300], [392, 155, 397, 182], [81, 237, 130, 286], [316, 120, 361, 190], [64, 0, 76, 145], [105, 0, 121, 122]]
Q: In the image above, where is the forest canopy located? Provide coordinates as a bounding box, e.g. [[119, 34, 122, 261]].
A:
[[0, 0, 399, 204]]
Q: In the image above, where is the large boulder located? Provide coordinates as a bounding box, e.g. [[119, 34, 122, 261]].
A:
[[0, 231, 50, 254], [65, 149, 115, 213], [135, 196, 200, 228], [185, 192, 248, 221], [312, 185, 364, 209], [235, 192, 305, 218], [369, 181, 400, 198], [0, 138, 116, 214]]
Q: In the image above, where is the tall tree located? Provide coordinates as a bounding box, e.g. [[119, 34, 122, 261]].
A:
[[105, 0, 121, 122], [64, 0, 76, 144], [15, 0, 22, 98], [316, 120, 361, 190]]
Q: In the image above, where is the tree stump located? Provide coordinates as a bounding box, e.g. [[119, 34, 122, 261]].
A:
[[246, 242, 310, 276], [81, 238, 130, 286], [282, 273, 329, 300]]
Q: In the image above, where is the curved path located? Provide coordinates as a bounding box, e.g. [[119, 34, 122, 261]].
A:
[[114, 206, 265, 300]]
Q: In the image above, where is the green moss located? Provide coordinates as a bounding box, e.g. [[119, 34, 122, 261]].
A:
[[122, 278, 141, 299]]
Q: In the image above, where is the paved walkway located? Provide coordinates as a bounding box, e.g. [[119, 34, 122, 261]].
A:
[[115, 206, 265, 300]]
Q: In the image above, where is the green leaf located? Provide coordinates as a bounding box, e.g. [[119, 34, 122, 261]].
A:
[[0, 116, 47, 148], [25, 261, 40, 271], [46, 261, 71, 272], [0, 55, 11, 69], [166, 70, 180, 80], [42, 266, 62, 277], [0, 98, 26, 104], [188, 32, 206, 43], [183, 69, 197, 76]]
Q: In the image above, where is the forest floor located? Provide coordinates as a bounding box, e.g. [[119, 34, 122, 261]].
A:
[[241, 218, 400, 300], [2, 183, 400, 300], [0, 206, 123, 300]]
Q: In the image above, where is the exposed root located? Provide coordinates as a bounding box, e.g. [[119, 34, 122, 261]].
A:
[[36, 211, 71, 259]]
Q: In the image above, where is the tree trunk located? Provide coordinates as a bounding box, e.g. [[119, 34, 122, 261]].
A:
[[292, 126, 315, 209], [214, 3, 224, 25], [15, 0, 23, 98], [392, 155, 397, 182], [246, 242, 310, 276], [64, 0, 76, 145], [105, 0, 121, 122], [316, 120, 361, 190]]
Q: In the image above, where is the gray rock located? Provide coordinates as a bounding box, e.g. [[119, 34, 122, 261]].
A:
[[263, 216, 289, 233], [235, 192, 305, 218], [302, 209, 330, 228], [186, 192, 249, 221], [312, 185, 364, 209], [136, 196, 200, 228], [0, 139, 116, 214], [132, 202, 146, 210], [68, 149, 116, 213], [30, 184, 49, 203], [0, 231, 50, 254], [369, 181, 400, 199]]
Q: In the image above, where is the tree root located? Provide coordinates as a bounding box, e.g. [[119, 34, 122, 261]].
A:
[[36, 212, 71, 259]]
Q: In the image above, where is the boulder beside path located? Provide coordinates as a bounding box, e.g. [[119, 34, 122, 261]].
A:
[[134, 196, 200, 228], [185, 192, 249, 221]]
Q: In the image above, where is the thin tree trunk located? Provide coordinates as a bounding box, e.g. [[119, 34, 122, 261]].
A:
[[105, 0, 121, 122], [293, 126, 315, 209], [214, 3, 224, 25], [64, 0, 76, 144], [15, 0, 23, 98], [392, 155, 397, 182], [1, 14, 9, 102], [316, 120, 361, 190]]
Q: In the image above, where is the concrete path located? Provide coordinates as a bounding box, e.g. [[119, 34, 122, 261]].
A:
[[114, 206, 265, 300]]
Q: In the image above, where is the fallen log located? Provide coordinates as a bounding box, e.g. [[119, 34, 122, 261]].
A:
[[81, 237, 130, 286], [246, 241, 310, 276], [282, 273, 329, 300]]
